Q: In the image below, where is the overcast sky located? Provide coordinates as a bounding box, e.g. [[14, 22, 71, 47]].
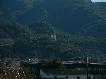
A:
[[91, 0, 106, 2]]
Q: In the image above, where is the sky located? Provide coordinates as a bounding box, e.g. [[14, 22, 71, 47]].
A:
[[91, 0, 106, 2]]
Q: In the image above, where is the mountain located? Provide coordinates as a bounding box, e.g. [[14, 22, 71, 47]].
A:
[[18, 23, 106, 61], [0, 0, 106, 37], [0, 21, 35, 57], [0, 21, 106, 61], [1, 0, 106, 61]]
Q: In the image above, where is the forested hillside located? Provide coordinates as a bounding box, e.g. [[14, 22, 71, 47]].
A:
[[0, 21, 35, 57], [0, 21, 106, 61], [0, 0, 106, 37], [0, 0, 106, 61]]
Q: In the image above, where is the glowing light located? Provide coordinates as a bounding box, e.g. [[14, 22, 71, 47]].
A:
[[17, 72, 19, 75]]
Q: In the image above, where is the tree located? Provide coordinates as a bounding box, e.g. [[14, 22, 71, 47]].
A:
[[42, 59, 65, 70]]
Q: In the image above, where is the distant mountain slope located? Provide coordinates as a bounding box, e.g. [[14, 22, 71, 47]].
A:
[[0, 21, 35, 57], [0, 21, 33, 39], [1, 0, 106, 60], [87, 2, 106, 20], [23, 23, 106, 60], [0, 22, 106, 61], [79, 20, 106, 37], [1, 0, 106, 37]]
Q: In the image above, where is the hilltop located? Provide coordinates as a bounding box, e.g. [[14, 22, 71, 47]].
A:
[[0, 0, 106, 37]]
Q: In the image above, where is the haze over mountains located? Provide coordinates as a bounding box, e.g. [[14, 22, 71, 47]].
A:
[[0, 0, 106, 60]]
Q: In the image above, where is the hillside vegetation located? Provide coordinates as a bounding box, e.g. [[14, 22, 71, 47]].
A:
[[0, 0, 106, 37], [0, 0, 106, 61], [0, 21, 106, 61]]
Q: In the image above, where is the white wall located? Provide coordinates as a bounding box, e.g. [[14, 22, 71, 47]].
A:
[[40, 70, 94, 79]]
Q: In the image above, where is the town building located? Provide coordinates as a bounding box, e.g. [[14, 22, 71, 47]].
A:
[[40, 63, 106, 79]]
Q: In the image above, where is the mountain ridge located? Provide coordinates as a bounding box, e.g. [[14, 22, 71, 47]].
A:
[[0, 0, 106, 60], [1, 0, 106, 37]]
